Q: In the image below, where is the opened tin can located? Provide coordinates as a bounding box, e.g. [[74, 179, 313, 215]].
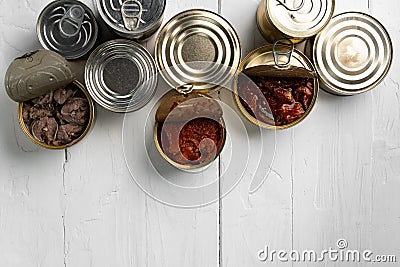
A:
[[37, 0, 98, 60], [96, 0, 166, 40], [85, 39, 157, 113], [155, 9, 241, 91], [5, 50, 95, 149], [235, 41, 319, 130], [154, 84, 226, 171], [256, 0, 335, 44], [311, 12, 393, 95]]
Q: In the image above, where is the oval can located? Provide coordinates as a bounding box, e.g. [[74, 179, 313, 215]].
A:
[[256, 0, 335, 44]]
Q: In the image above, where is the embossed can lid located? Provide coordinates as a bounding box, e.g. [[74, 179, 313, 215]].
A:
[[37, 0, 98, 60], [155, 9, 241, 91], [85, 39, 157, 113], [313, 12, 393, 95]]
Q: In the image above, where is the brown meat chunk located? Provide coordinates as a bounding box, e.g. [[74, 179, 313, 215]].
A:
[[29, 104, 54, 120], [31, 91, 54, 105], [61, 97, 89, 125], [31, 117, 58, 145], [54, 88, 76, 105]]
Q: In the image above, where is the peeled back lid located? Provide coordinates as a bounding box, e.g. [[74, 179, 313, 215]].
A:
[[37, 0, 98, 60], [155, 9, 241, 91], [267, 0, 335, 38], [313, 12, 393, 95], [5, 50, 74, 102], [96, 0, 166, 37]]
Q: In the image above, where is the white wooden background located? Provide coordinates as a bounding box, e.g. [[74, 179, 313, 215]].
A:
[[0, 0, 399, 266]]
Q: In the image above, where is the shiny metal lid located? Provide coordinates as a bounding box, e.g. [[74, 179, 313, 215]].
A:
[[37, 0, 98, 60], [155, 9, 241, 91], [313, 12, 393, 95], [267, 0, 335, 38], [85, 39, 157, 113], [96, 0, 166, 39]]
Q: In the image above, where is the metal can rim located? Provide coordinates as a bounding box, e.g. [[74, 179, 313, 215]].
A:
[[234, 44, 319, 130], [18, 80, 95, 150]]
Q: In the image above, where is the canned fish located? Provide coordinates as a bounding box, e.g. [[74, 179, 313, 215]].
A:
[[155, 9, 241, 91], [96, 0, 166, 40], [37, 0, 98, 60], [154, 85, 226, 171], [235, 41, 319, 130], [256, 0, 335, 44], [85, 39, 157, 113], [312, 12, 393, 95]]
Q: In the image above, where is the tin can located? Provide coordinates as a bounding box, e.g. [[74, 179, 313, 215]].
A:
[[18, 81, 95, 150], [235, 41, 319, 130], [85, 39, 157, 113], [96, 0, 166, 40], [155, 9, 241, 91], [312, 12, 393, 96], [154, 85, 226, 171], [256, 0, 335, 44], [37, 0, 98, 60]]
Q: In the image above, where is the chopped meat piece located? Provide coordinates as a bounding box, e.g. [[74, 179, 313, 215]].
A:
[[31, 117, 58, 145], [54, 88, 75, 105], [56, 123, 85, 145], [29, 104, 54, 120], [31, 91, 53, 105], [293, 85, 313, 110], [61, 97, 89, 125]]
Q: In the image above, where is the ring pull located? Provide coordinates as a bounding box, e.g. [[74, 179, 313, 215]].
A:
[[59, 5, 85, 37], [273, 39, 294, 68], [176, 84, 194, 95], [275, 0, 305, 11], [121, 0, 143, 31]]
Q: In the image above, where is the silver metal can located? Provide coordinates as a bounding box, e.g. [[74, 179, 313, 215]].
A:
[[312, 12, 393, 95], [96, 0, 166, 40], [155, 9, 241, 91], [85, 39, 157, 113], [256, 0, 335, 44], [37, 0, 98, 60]]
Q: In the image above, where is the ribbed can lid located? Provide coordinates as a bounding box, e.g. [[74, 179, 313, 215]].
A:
[[96, 0, 166, 39], [37, 0, 98, 60], [85, 39, 157, 113], [155, 9, 241, 91], [267, 0, 335, 38], [313, 12, 393, 95]]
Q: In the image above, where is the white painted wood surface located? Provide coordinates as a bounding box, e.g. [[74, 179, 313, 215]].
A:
[[0, 0, 399, 267]]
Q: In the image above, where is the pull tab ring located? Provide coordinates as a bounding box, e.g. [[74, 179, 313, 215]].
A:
[[275, 0, 305, 11], [273, 39, 294, 68], [176, 84, 194, 95], [121, 0, 143, 31], [59, 5, 85, 37]]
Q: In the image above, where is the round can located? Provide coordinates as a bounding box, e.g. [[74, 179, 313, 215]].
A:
[[37, 0, 98, 60], [312, 12, 393, 95], [256, 0, 335, 44], [18, 80, 95, 150], [235, 43, 319, 130], [96, 0, 166, 40], [85, 39, 157, 113], [5, 50, 74, 102], [154, 88, 226, 171], [155, 9, 241, 91]]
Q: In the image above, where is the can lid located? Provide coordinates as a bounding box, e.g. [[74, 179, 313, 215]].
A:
[[313, 12, 393, 94], [5, 50, 74, 102], [267, 0, 335, 38], [37, 0, 98, 60], [96, 0, 166, 38], [155, 9, 241, 91], [85, 39, 157, 113]]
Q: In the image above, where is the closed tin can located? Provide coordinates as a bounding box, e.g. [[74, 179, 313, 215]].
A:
[[235, 41, 319, 130], [257, 0, 335, 44], [312, 12, 393, 95], [154, 85, 226, 171], [155, 9, 241, 91], [96, 0, 166, 40], [85, 39, 157, 113], [37, 0, 98, 60]]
